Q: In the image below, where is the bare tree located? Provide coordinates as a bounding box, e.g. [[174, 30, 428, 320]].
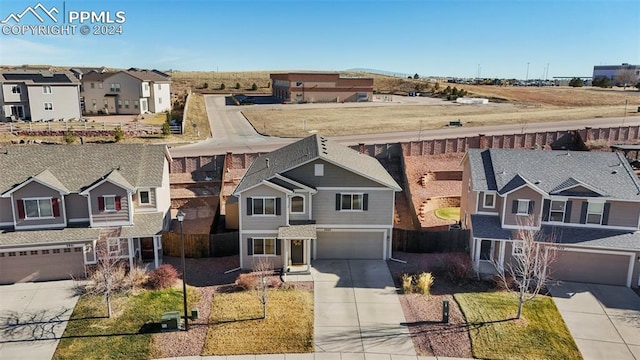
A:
[[615, 68, 638, 89], [84, 239, 131, 318], [494, 217, 557, 319], [252, 257, 274, 319]]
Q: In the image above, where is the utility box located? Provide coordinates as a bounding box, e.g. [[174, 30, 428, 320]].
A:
[[442, 300, 450, 323], [161, 311, 180, 331], [191, 308, 199, 320]]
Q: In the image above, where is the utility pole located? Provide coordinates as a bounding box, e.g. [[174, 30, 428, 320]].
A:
[[526, 62, 530, 82]]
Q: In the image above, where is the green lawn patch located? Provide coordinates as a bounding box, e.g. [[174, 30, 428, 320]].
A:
[[434, 207, 460, 221], [203, 289, 313, 355], [455, 291, 581, 360], [54, 288, 199, 360]]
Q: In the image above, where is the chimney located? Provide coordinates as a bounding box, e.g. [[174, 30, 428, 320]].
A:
[[358, 143, 365, 154]]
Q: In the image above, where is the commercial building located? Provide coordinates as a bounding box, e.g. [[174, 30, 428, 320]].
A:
[[270, 73, 373, 103], [592, 63, 640, 83]]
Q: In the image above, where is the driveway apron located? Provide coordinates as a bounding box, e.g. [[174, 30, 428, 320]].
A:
[[550, 282, 640, 360], [0, 280, 79, 360], [312, 260, 415, 355]]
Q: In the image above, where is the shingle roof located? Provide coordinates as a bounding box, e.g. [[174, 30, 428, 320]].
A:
[[33, 169, 70, 194], [467, 148, 640, 200], [0, 144, 169, 194], [233, 134, 401, 194], [470, 215, 513, 240], [81, 70, 113, 81], [278, 225, 317, 239], [0, 213, 164, 247], [124, 69, 170, 82], [0, 70, 79, 85]]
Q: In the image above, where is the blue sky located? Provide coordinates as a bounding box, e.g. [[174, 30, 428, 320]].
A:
[[0, 0, 638, 78]]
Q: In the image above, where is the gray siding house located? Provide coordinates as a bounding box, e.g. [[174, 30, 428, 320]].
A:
[[461, 148, 640, 288], [0, 70, 81, 122], [0, 144, 172, 284], [230, 135, 401, 272]]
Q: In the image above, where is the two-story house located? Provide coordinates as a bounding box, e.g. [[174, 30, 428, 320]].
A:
[[0, 70, 81, 122], [461, 148, 640, 288], [0, 144, 172, 284], [229, 135, 401, 272], [80, 68, 171, 115]]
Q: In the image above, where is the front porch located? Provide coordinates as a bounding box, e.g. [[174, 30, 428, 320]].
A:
[[278, 224, 316, 278]]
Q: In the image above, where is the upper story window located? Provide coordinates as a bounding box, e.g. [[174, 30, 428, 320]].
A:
[[314, 164, 324, 176], [144, 83, 149, 91], [483, 193, 495, 208], [99, 195, 121, 212], [158, 97, 162, 104], [110, 83, 121, 92], [23, 198, 54, 219], [586, 202, 604, 225], [337, 193, 368, 211], [11, 85, 21, 94], [44, 102, 53, 111], [549, 200, 566, 222], [157, 84, 162, 90], [91, 82, 95, 89], [138, 189, 151, 205], [291, 195, 304, 213], [43, 86, 52, 94], [249, 197, 277, 216], [514, 199, 532, 216], [98, 82, 103, 89]]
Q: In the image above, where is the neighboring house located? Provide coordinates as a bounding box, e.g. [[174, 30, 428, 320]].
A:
[[461, 148, 640, 288], [0, 70, 81, 122], [0, 144, 172, 284], [80, 68, 171, 115], [270, 73, 373, 103], [228, 134, 401, 272]]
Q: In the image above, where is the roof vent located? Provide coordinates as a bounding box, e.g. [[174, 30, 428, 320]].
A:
[[534, 180, 541, 185], [612, 170, 618, 174], [266, 158, 270, 168]]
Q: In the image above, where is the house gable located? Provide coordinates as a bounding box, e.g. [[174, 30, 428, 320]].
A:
[[283, 159, 384, 188]]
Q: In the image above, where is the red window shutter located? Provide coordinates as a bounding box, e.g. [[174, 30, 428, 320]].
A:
[[52, 198, 60, 217], [98, 197, 104, 211], [17, 200, 25, 219], [115, 196, 122, 211]]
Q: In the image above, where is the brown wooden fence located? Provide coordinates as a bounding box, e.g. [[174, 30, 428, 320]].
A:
[[393, 228, 470, 253], [162, 231, 239, 258]]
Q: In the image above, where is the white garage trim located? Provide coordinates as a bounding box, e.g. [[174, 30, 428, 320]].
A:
[[0, 243, 86, 252], [316, 224, 392, 229], [550, 246, 635, 287], [314, 229, 386, 260]]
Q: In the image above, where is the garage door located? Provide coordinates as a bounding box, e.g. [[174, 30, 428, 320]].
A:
[[316, 231, 383, 259], [550, 250, 631, 286], [0, 247, 85, 284]]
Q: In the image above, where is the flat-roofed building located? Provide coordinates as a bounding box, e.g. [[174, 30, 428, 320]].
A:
[[270, 73, 373, 103]]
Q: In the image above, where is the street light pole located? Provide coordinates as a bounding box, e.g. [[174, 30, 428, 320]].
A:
[[177, 210, 188, 331]]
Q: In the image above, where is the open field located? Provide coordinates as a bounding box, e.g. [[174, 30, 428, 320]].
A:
[[244, 103, 638, 138]]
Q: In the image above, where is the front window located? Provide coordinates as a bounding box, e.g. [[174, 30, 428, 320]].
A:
[[549, 200, 566, 222], [253, 197, 276, 215], [516, 199, 530, 215], [341, 193, 363, 211], [291, 196, 304, 213], [512, 241, 524, 256], [104, 195, 116, 211], [44, 102, 53, 111], [117, 99, 122, 108], [12, 85, 21, 94], [108, 238, 121, 257], [124, 100, 129, 109], [110, 83, 120, 92], [43, 86, 52, 94], [24, 198, 53, 218], [138, 190, 150, 205], [253, 238, 276, 255], [587, 202, 604, 224], [483, 193, 495, 208]]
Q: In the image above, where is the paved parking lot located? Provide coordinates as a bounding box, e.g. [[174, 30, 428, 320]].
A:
[[550, 282, 640, 360], [0, 281, 79, 360]]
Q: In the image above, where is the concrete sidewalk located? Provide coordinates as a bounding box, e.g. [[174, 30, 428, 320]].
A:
[[550, 282, 640, 360], [156, 353, 469, 360], [312, 260, 415, 355]]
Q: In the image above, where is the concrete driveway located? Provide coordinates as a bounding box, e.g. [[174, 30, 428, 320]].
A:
[[550, 282, 640, 360], [0, 280, 79, 360], [312, 260, 415, 355]]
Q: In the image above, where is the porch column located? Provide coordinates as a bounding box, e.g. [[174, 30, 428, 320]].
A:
[[153, 235, 160, 269], [498, 241, 506, 273], [305, 239, 311, 272], [283, 239, 289, 271], [473, 238, 481, 272], [127, 238, 134, 269]]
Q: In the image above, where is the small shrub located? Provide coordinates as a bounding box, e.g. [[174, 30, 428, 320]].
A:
[[162, 121, 171, 136], [415, 272, 434, 295], [492, 273, 517, 291], [251, 83, 258, 91], [235, 82, 241, 89], [203, 82, 208, 89], [63, 130, 76, 144], [113, 126, 124, 142], [236, 273, 258, 290], [268, 277, 282, 288], [146, 264, 179, 289], [220, 83, 225, 90], [401, 273, 413, 294], [126, 266, 148, 289], [441, 253, 473, 282]]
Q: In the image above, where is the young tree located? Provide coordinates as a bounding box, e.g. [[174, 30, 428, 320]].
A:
[[220, 83, 226, 90], [235, 82, 241, 89], [593, 76, 612, 88], [568, 77, 583, 87], [251, 83, 258, 91], [253, 258, 273, 319], [85, 239, 130, 318], [615, 68, 638, 89], [63, 130, 77, 144], [114, 126, 124, 142], [413, 73, 420, 79], [493, 217, 557, 319]]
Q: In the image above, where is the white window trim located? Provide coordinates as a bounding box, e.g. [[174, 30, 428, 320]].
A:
[[43, 86, 52, 94], [548, 200, 566, 223], [314, 164, 324, 176], [516, 199, 530, 216], [137, 189, 151, 205], [22, 197, 54, 220], [340, 193, 364, 212], [44, 102, 53, 111], [103, 195, 117, 212], [586, 201, 604, 225], [252, 197, 277, 216], [252, 238, 276, 256], [483, 193, 496, 209], [512, 241, 524, 256], [11, 85, 21, 94], [290, 195, 305, 214], [107, 238, 121, 257]]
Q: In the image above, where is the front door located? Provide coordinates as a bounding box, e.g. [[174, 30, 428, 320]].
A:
[[480, 240, 494, 261], [291, 240, 304, 265], [10, 105, 24, 119]]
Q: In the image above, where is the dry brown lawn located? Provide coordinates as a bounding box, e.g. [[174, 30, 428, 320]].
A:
[[183, 93, 211, 140]]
